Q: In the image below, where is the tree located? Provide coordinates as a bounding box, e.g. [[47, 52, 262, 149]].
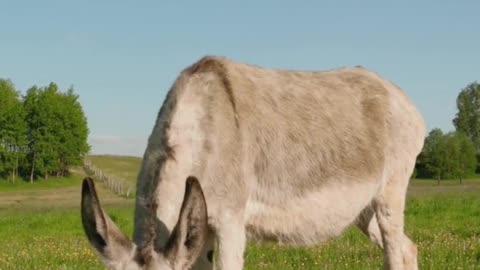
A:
[[0, 79, 26, 182], [24, 85, 45, 182], [453, 82, 480, 152], [450, 132, 476, 183], [55, 86, 90, 176], [23, 83, 90, 181], [423, 129, 447, 183], [1, 78, 90, 182], [420, 128, 476, 183]]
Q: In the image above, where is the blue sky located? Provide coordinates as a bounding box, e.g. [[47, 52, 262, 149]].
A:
[[1, 1, 479, 156]]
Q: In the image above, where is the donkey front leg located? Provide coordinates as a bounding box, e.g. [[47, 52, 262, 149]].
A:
[[375, 170, 418, 270], [214, 214, 247, 270]]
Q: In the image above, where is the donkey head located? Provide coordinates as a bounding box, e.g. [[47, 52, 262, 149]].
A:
[[81, 176, 208, 270]]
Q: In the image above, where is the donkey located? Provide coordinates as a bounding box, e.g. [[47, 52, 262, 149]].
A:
[[81, 56, 425, 270]]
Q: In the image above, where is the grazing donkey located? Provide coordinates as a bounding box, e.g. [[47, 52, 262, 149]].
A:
[[81, 56, 425, 270]]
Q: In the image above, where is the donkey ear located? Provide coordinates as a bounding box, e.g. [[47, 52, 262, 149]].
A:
[[81, 177, 133, 262], [164, 176, 209, 269]]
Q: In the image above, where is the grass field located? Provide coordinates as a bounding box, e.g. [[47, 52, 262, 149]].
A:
[[0, 156, 479, 269], [87, 155, 141, 185]]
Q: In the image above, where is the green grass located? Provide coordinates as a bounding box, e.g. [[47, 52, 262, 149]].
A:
[[0, 207, 133, 270], [243, 192, 480, 270], [0, 158, 479, 269], [0, 176, 82, 191], [0, 192, 478, 269], [87, 155, 141, 185], [0, 168, 134, 269]]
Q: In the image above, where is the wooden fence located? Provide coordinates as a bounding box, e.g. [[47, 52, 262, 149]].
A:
[[83, 159, 133, 198]]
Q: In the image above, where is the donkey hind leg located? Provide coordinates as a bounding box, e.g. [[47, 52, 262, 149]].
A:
[[356, 206, 383, 249], [214, 215, 246, 270], [193, 229, 216, 270], [374, 170, 418, 270]]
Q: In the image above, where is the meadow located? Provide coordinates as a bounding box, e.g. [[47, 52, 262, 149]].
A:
[[0, 156, 479, 269]]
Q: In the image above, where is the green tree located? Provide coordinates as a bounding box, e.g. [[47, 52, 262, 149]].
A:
[[23, 83, 90, 181], [55, 86, 90, 176], [450, 132, 476, 183], [421, 129, 476, 183], [453, 82, 480, 152], [24, 83, 62, 181], [423, 129, 447, 183], [0, 79, 26, 182], [40, 83, 63, 179], [24, 86, 45, 182]]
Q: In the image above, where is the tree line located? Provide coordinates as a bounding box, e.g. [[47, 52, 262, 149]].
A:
[[416, 82, 480, 182], [0, 79, 89, 182]]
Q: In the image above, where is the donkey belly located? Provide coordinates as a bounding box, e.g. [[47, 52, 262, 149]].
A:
[[244, 180, 380, 246]]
